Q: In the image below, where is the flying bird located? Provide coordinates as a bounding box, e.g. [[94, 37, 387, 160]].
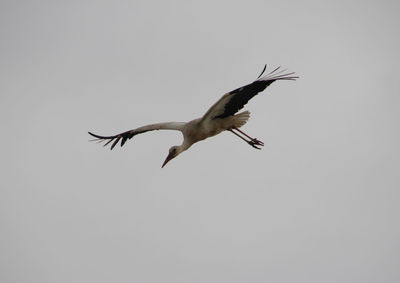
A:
[[89, 65, 298, 167]]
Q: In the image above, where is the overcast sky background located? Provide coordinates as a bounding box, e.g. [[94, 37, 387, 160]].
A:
[[1, 0, 399, 282]]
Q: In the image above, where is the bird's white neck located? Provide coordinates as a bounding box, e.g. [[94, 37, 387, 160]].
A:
[[180, 140, 193, 152]]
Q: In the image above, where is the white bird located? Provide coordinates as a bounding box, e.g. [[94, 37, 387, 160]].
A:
[[89, 65, 298, 167]]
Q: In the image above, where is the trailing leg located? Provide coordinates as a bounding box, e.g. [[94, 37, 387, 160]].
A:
[[228, 128, 264, 150]]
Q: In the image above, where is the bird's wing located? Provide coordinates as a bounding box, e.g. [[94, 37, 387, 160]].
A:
[[202, 65, 298, 121], [88, 122, 185, 150]]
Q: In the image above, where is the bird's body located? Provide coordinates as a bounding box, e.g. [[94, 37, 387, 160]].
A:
[[183, 110, 250, 146], [89, 65, 297, 167]]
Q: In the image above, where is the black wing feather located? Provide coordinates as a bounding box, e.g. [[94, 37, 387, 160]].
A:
[[215, 80, 274, 118], [214, 66, 298, 119], [88, 130, 142, 150]]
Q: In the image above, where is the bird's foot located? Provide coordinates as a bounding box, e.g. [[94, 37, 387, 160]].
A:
[[248, 138, 264, 150]]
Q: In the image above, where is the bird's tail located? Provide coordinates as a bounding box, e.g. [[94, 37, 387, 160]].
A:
[[233, 111, 250, 128]]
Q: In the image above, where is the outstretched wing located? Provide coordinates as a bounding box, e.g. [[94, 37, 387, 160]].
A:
[[89, 122, 185, 150], [202, 65, 298, 121]]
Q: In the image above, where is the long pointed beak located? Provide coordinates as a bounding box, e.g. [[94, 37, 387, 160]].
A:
[[162, 152, 174, 168]]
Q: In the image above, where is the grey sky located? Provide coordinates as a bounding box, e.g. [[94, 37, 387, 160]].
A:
[[1, 0, 399, 282]]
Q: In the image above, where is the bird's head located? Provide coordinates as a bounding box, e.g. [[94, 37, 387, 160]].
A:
[[162, 145, 182, 168]]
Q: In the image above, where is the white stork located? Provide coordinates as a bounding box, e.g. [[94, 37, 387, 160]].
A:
[[89, 65, 298, 167]]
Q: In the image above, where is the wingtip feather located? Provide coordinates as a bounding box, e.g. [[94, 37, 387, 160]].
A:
[[256, 64, 267, 79]]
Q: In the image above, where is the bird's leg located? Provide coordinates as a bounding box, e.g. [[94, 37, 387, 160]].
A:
[[232, 127, 264, 149], [228, 129, 254, 147], [229, 128, 264, 150]]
